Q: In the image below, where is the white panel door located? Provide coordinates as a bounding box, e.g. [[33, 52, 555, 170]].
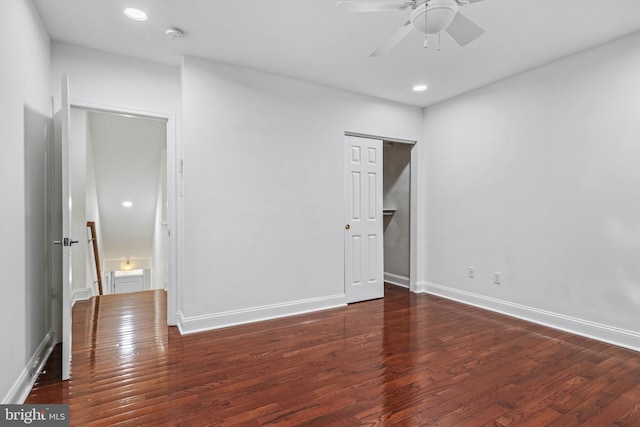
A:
[[344, 136, 384, 303]]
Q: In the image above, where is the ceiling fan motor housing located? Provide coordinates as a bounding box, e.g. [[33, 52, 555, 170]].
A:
[[410, 0, 459, 35]]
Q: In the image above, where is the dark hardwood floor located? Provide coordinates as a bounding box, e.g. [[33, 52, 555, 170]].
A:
[[26, 284, 640, 426]]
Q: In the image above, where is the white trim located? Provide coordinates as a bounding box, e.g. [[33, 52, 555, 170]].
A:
[[413, 280, 429, 293], [177, 295, 347, 335], [2, 329, 56, 404], [418, 282, 640, 352], [409, 141, 420, 298], [69, 99, 170, 122], [72, 288, 92, 305], [344, 131, 416, 145], [384, 273, 410, 288]]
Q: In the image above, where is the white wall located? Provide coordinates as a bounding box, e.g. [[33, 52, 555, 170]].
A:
[[0, 0, 52, 403], [85, 120, 105, 295], [180, 56, 423, 332], [151, 149, 168, 290], [51, 42, 180, 114], [70, 108, 89, 302], [422, 31, 640, 349], [383, 143, 412, 281]]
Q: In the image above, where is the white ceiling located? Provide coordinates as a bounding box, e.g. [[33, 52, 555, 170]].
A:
[[34, 0, 640, 107], [87, 111, 165, 264]]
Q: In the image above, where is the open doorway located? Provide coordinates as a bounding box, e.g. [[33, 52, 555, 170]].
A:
[[69, 107, 169, 297], [382, 140, 412, 289]]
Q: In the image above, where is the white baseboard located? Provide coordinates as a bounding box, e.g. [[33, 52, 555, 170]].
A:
[[178, 294, 347, 335], [2, 329, 55, 404], [415, 282, 640, 352], [72, 287, 93, 306], [384, 273, 410, 288], [414, 281, 429, 293]]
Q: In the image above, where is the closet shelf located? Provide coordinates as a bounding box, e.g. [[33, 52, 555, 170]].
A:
[[383, 209, 397, 216]]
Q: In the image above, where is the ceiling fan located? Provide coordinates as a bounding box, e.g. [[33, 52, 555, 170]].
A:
[[336, 0, 487, 56]]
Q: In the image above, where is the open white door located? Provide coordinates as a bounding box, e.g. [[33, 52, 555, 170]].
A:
[[57, 74, 73, 381], [344, 135, 384, 303]]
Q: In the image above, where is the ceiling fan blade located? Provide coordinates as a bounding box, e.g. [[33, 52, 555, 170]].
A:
[[445, 12, 485, 47], [336, 1, 413, 13], [370, 20, 413, 57]]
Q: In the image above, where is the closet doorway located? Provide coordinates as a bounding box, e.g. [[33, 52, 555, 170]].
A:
[[344, 132, 416, 302], [382, 140, 413, 289]]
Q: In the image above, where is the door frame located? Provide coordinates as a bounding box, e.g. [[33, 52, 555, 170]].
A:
[[69, 99, 180, 326], [344, 131, 419, 293]]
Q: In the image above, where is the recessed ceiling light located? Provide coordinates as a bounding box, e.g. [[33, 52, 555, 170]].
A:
[[413, 84, 428, 92], [122, 201, 133, 208], [124, 8, 148, 21]]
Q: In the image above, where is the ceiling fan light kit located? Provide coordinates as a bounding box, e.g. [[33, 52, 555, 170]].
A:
[[410, 0, 458, 35], [336, 0, 486, 56]]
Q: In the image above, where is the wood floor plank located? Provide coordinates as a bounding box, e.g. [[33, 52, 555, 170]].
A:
[[26, 285, 640, 425]]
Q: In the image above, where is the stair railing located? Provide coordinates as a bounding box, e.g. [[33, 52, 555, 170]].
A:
[[87, 221, 104, 296]]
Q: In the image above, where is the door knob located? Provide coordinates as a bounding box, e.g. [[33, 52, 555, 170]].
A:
[[345, 224, 350, 230], [53, 237, 78, 247]]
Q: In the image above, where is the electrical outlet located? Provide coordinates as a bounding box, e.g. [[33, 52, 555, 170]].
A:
[[468, 266, 475, 279], [493, 272, 501, 285]]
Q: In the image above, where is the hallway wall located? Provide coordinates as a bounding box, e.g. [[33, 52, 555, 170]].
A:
[[85, 117, 104, 296], [70, 108, 89, 301]]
